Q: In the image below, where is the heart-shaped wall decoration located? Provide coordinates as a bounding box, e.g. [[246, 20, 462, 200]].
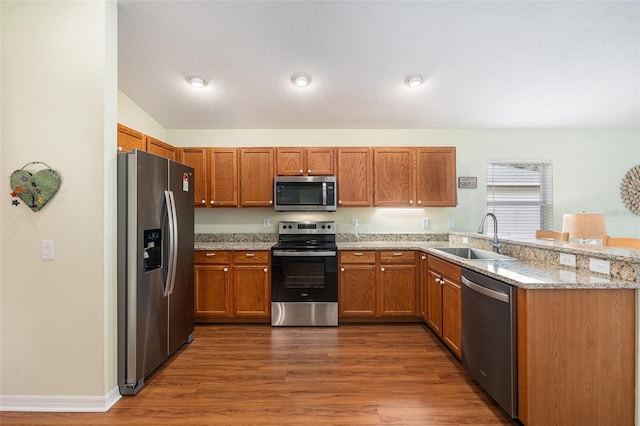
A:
[[10, 165, 62, 212]]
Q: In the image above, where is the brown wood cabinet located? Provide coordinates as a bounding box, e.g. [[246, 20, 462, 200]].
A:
[[418, 253, 429, 321], [416, 147, 457, 207], [194, 251, 231, 319], [339, 250, 418, 320], [426, 255, 462, 358], [178, 148, 239, 208], [117, 124, 145, 152], [146, 136, 176, 160], [275, 147, 335, 176], [195, 250, 271, 322], [373, 148, 415, 206], [336, 147, 372, 207], [517, 288, 635, 426], [239, 148, 274, 207], [339, 251, 377, 317]]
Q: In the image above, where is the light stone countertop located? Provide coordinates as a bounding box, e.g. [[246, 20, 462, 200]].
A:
[[194, 234, 640, 290]]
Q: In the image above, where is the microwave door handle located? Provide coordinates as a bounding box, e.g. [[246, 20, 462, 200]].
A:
[[322, 182, 327, 205]]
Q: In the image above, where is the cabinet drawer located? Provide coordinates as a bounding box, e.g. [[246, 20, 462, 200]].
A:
[[428, 255, 461, 282], [379, 250, 416, 264], [195, 250, 230, 264], [233, 250, 270, 264], [340, 251, 376, 264]]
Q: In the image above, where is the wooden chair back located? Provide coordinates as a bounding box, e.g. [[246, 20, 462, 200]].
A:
[[602, 235, 640, 249], [535, 230, 569, 242]]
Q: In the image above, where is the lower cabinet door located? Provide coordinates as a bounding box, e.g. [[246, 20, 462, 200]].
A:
[[194, 265, 230, 318], [339, 264, 377, 316], [233, 265, 270, 317], [378, 265, 416, 316]]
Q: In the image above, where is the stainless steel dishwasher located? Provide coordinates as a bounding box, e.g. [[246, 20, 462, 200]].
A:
[[461, 268, 517, 418]]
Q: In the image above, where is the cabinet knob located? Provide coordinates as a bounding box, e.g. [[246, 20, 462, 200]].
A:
[[421, 255, 426, 260], [269, 200, 273, 204], [117, 146, 123, 151], [263, 268, 268, 273], [223, 267, 228, 272], [201, 200, 206, 204], [307, 169, 311, 174], [409, 200, 413, 204], [418, 200, 422, 204], [338, 200, 342, 204], [341, 267, 345, 272], [210, 200, 214, 205], [299, 169, 303, 174], [381, 267, 385, 272]]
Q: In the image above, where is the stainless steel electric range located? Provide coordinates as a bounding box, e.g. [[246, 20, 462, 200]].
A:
[[270, 221, 338, 326]]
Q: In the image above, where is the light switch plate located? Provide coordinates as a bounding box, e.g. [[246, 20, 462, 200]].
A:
[[447, 218, 455, 228], [42, 240, 55, 260], [263, 218, 271, 227], [559, 253, 576, 267], [589, 258, 611, 275], [421, 218, 429, 229], [352, 218, 359, 227]]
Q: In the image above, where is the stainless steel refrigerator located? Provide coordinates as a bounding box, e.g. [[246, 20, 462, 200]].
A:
[[117, 149, 195, 396]]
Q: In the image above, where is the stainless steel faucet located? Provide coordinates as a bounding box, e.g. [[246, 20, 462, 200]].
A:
[[478, 213, 500, 253]]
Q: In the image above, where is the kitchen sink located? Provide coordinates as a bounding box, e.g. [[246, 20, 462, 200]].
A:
[[431, 247, 516, 261]]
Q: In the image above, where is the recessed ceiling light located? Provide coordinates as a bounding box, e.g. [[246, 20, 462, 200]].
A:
[[187, 75, 206, 88], [291, 73, 312, 87], [404, 74, 424, 87]]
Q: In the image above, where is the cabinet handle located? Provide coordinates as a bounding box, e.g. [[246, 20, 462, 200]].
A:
[[245, 253, 255, 257], [353, 252, 363, 256], [381, 267, 385, 272], [393, 252, 403, 256], [263, 268, 268, 273], [201, 199, 206, 204], [341, 267, 345, 272], [206, 253, 216, 257], [223, 267, 228, 272]]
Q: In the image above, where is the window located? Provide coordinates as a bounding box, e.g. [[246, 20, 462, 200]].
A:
[[486, 162, 553, 238]]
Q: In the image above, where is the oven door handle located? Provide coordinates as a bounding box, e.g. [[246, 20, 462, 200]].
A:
[[273, 250, 337, 257]]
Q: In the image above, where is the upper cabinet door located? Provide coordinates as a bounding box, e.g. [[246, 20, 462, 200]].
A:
[[305, 148, 335, 175], [178, 148, 208, 207], [416, 147, 457, 207], [337, 147, 371, 207], [240, 148, 274, 207], [373, 148, 415, 207], [146, 136, 176, 160], [275, 148, 305, 175], [209, 148, 238, 207], [117, 124, 145, 153]]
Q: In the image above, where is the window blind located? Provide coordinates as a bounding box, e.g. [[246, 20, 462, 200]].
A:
[[486, 162, 553, 238]]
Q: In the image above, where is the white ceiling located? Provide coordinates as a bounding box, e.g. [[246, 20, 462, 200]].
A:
[[117, 1, 640, 130]]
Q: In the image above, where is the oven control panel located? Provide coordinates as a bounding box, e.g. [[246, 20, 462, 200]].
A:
[[278, 221, 335, 235]]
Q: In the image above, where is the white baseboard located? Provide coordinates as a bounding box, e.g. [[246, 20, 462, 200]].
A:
[[0, 386, 121, 412]]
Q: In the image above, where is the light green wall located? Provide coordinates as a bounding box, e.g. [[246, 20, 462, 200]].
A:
[[166, 128, 640, 237], [1, 0, 118, 402]]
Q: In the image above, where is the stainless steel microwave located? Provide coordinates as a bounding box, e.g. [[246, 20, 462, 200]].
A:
[[274, 176, 337, 212]]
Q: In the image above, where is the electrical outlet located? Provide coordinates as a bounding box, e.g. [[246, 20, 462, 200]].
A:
[[421, 218, 430, 229], [559, 253, 576, 267], [351, 218, 358, 227], [263, 218, 271, 227], [447, 218, 455, 229], [462, 237, 469, 244], [42, 240, 55, 260], [589, 258, 611, 275]]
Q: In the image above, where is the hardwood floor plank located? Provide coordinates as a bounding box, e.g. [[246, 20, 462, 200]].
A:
[[1, 324, 516, 425]]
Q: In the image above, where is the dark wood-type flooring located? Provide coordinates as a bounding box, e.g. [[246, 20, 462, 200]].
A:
[[1, 324, 516, 425]]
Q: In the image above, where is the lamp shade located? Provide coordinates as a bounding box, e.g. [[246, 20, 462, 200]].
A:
[[562, 213, 607, 240]]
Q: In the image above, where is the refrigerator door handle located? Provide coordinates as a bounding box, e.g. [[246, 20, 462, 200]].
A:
[[164, 190, 178, 297], [168, 190, 179, 295]]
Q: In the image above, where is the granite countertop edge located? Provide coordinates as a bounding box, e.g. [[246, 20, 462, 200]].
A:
[[195, 240, 640, 290]]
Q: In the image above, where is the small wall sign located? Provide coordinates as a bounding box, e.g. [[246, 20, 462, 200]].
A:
[[458, 177, 477, 189]]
